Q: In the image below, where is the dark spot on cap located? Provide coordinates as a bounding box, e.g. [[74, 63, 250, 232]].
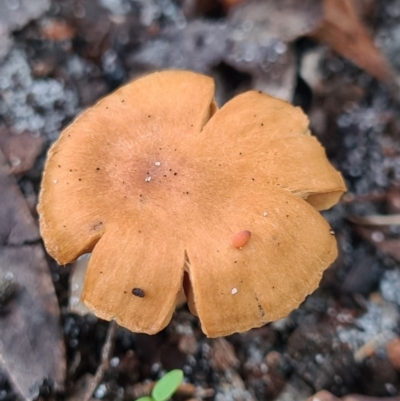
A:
[[92, 222, 103, 231], [132, 288, 145, 298]]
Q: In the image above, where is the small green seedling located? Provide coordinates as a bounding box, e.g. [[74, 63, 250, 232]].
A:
[[136, 369, 184, 401]]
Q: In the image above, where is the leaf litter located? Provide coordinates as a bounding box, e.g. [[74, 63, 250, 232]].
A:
[[0, 150, 65, 401]]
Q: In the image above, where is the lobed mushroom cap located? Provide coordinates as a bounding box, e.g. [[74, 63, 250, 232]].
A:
[[38, 70, 346, 337]]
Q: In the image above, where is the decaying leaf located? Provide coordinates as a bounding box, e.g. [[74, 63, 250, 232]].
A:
[[0, 150, 65, 401], [0, 151, 39, 245], [0, 246, 65, 400], [310, 0, 397, 86], [0, 129, 44, 176]]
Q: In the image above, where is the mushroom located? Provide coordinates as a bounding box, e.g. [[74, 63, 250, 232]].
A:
[[38, 71, 346, 337]]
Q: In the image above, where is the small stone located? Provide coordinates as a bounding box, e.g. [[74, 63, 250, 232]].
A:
[[154, 161, 161, 166], [53, 179, 58, 183], [144, 176, 151, 182], [231, 288, 238, 295], [263, 211, 268, 217], [371, 230, 384, 242]]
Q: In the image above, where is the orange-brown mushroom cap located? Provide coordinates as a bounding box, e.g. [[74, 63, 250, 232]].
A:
[[38, 70, 346, 337]]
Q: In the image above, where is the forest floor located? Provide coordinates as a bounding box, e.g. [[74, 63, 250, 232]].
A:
[[1, 1, 400, 401]]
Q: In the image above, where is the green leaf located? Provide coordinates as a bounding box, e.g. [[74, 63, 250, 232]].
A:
[[151, 369, 184, 401], [135, 397, 154, 401]]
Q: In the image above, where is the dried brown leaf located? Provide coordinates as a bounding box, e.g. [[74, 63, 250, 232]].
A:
[[0, 151, 39, 245], [0, 149, 65, 400], [310, 0, 396, 85], [0, 130, 44, 176], [0, 245, 65, 400]]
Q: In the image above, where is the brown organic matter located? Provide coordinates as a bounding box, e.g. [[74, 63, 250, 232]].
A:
[[38, 70, 345, 337]]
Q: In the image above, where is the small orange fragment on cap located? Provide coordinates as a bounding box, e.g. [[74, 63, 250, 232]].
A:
[[38, 70, 346, 337], [231, 230, 251, 248]]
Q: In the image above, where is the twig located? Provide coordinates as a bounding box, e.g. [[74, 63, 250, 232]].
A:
[[67, 321, 117, 401]]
